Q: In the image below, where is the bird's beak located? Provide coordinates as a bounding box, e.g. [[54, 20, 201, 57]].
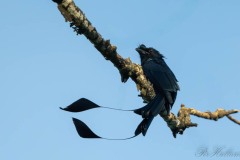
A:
[[136, 48, 147, 55], [135, 48, 141, 52]]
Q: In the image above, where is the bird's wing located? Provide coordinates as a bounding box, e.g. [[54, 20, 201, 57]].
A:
[[143, 60, 179, 93]]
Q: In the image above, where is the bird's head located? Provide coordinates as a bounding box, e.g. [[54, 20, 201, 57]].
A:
[[136, 44, 164, 64]]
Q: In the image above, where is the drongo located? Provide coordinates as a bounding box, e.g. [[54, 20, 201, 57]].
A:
[[61, 44, 179, 139]]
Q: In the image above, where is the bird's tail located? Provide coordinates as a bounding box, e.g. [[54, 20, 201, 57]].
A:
[[134, 94, 166, 118], [60, 98, 134, 113], [60, 96, 166, 117], [135, 116, 154, 136], [71, 116, 154, 140], [60, 96, 165, 138], [133, 94, 166, 136], [72, 117, 141, 140]]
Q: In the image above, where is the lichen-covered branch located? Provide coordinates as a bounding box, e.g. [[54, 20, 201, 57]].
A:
[[52, 0, 155, 102], [170, 105, 240, 137], [52, 0, 239, 137]]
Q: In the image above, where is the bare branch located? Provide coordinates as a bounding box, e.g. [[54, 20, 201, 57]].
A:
[[227, 114, 240, 125]]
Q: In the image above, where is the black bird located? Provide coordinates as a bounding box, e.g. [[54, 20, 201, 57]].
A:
[[134, 44, 179, 136], [60, 44, 179, 139]]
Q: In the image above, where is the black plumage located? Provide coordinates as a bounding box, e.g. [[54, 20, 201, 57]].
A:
[[134, 44, 179, 136]]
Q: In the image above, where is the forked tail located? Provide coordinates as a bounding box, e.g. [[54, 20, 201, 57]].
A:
[[72, 118, 140, 140]]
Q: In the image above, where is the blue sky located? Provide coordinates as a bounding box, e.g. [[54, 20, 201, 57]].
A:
[[1, 0, 240, 160]]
